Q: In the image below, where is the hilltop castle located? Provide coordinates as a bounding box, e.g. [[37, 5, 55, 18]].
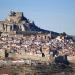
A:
[[0, 11, 50, 35], [0, 11, 30, 32]]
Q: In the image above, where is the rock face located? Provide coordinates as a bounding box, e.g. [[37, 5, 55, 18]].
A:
[[0, 11, 50, 33], [0, 11, 60, 38]]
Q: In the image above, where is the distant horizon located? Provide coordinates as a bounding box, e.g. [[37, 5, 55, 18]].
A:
[[0, 0, 75, 35]]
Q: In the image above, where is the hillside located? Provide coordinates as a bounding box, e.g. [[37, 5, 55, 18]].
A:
[[0, 11, 59, 37]]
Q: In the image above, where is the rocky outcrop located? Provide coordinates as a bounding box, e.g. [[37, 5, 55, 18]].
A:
[[0, 11, 59, 38], [0, 11, 49, 33]]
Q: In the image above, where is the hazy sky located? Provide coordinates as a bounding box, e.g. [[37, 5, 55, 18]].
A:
[[0, 0, 75, 35]]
